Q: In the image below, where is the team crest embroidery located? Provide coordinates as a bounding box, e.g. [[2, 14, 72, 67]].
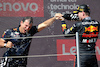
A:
[[85, 25, 98, 32], [2, 32, 5, 37], [13, 28, 17, 31]]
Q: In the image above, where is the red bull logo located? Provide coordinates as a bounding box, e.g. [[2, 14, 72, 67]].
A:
[[82, 25, 98, 38], [85, 25, 98, 32], [2, 33, 6, 37], [62, 24, 67, 32]]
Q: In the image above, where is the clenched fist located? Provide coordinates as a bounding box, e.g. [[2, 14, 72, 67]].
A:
[[6, 41, 14, 48], [54, 13, 65, 21]]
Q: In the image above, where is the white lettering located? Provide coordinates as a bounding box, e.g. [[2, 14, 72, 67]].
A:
[[30, 3, 38, 11], [82, 39, 87, 43], [68, 0, 77, 2], [50, 0, 67, 2], [50, 0, 77, 2], [62, 44, 76, 55], [50, 11, 71, 17], [70, 46, 76, 55], [50, 3, 79, 10], [0, 3, 2, 11], [21, 3, 29, 11], [62, 44, 70, 55], [82, 21, 98, 25], [3, 3, 12, 11], [0, 2, 38, 12], [96, 46, 100, 55], [13, 3, 21, 11], [82, 38, 97, 43], [62, 44, 100, 55]]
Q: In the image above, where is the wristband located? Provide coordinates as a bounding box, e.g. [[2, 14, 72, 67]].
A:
[[4, 43, 7, 47]]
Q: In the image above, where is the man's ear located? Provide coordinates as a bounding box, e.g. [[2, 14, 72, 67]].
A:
[[20, 21, 23, 25], [82, 12, 85, 16]]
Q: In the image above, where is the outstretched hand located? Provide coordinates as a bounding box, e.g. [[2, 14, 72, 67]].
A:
[[54, 13, 65, 21]]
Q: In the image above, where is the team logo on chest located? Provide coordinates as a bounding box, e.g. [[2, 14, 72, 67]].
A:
[[11, 28, 20, 37], [85, 25, 98, 32]]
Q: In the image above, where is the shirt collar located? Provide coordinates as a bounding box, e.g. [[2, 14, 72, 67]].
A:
[[82, 17, 91, 21], [17, 27, 20, 32]]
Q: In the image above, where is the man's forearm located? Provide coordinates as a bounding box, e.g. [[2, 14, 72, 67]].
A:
[[37, 17, 56, 32], [42, 17, 56, 27], [0, 38, 6, 48]]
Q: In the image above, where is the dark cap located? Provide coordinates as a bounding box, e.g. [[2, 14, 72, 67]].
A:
[[73, 4, 90, 14]]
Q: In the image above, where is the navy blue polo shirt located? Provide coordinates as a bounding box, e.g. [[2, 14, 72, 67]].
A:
[[2, 26, 38, 56]]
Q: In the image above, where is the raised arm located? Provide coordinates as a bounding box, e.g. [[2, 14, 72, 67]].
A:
[[55, 13, 77, 35], [37, 17, 56, 32]]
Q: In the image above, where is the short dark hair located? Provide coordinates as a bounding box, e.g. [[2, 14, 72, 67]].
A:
[[22, 16, 33, 23], [85, 12, 90, 16]]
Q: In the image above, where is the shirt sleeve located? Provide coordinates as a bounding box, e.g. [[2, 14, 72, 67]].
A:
[[1, 29, 11, 41], [65, 24, 77, 34], [61, 21, 77, 35], [29, 26, 38, 36]]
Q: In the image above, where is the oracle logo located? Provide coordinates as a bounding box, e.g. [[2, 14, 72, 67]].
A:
[[0, 0, 44, 17], [0, 2, 38, 12]]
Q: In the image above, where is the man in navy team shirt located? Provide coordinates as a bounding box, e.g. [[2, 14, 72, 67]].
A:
[[0, 16, 56, 67]]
